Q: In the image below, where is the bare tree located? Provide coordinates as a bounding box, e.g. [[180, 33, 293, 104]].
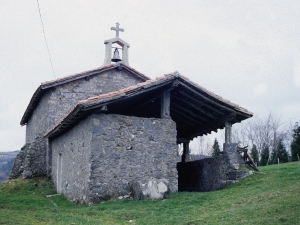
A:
[[190, 135, 213, 156], [232, 113, 288, 158]]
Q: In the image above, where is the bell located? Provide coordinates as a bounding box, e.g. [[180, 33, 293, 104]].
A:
[[111, 48, 122, 62]]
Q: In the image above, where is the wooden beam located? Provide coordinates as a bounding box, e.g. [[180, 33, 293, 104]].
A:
[[177, 86, 233, 114], [178, 90, 225, 116], [120, 91, 162, 115], [188, 114, 235, 139], [172, 94, 217, 119], [170, 107, 202, 127], [177, 138, 190, 144], [161, 90, 171, 118], [171, 104, 208, 125], [179, 82, 236, 110], [171, 99, 210, 123]]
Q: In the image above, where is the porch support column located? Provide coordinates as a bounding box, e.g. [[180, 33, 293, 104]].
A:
[[225, 121, 232, 143], [161, 90, 170, 118], [181, 141, 190, 163]]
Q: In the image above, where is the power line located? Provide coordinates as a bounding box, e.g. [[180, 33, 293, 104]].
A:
[[36, 0, 56, 78]]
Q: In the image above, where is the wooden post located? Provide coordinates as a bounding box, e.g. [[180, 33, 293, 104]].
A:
[[297, 154, 300, 161], [181, 142, 189, 163], [161, 90, 171, 118], [225, 121, 232, 143], [278, 158, 280, 164]]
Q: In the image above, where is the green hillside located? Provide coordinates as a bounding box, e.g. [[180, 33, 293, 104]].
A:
[[0, 162, 299, 225]]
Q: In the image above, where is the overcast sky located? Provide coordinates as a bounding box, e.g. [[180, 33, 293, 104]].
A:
[[1, 1, 300, 151]]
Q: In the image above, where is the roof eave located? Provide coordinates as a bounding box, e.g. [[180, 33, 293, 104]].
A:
[[20, 63, 150, 125]]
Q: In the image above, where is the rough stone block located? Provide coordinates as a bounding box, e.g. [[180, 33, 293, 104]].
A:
[[133, 178, 170, 200], [9, 144, 29, 179], [227, 170, 253, 180]]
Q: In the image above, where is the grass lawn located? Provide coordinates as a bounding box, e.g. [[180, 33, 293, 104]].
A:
[[0, 162, 299, 225]]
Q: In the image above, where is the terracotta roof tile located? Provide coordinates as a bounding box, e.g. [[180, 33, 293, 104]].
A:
[[41, 63, 115, 86], [63, 72, 253, 116]]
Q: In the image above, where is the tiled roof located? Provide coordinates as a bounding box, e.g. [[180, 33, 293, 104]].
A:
[[44, 72, 253, 139], [41, 63, 149, 88], [20, 63, 150, 125], [77, 72, 252, 116]]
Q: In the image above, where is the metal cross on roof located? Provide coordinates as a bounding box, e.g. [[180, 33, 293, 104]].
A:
[[111, 22, 124, 38]]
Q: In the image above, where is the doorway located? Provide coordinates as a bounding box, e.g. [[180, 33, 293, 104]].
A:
[[57, 153, 62, 193]]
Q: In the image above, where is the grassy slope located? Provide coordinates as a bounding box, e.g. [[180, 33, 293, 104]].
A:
[[0, 162, 299, 225]]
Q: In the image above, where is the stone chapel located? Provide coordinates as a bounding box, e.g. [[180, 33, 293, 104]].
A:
[[10, 23, 254, 204]]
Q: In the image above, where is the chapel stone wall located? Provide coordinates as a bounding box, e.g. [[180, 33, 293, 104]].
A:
[[88, 114, 178, 203], [48, 69, 144, 130], [26, 92, 51, 143], [26, 69, 144, 142], [50, 118, 92, 203], [21, 69, 144, 179]]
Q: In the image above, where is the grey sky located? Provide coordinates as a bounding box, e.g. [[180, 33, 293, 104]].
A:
[[1, 1, 300, 151]]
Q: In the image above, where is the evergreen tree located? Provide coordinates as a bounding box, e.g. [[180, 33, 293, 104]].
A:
[[212, 138, 221, 157], [260, 143, 269, 166], [291, 122, 300, 161], [270, 147, 278, 164], [270, 140, 289, 164], [250, 144, 259, 166], [276, 139, 289, 163]]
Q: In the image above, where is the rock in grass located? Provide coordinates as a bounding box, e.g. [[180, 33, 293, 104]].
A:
[[133, 178, 170, 200]]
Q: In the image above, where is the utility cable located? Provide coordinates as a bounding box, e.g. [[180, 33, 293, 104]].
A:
[[36, 0, 56, 78]]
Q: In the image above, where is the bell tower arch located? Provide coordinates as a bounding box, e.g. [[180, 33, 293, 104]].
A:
[[103, 23, 130, 66]]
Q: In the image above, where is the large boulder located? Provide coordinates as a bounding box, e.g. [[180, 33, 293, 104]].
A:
[[133, 178, 170, 200]]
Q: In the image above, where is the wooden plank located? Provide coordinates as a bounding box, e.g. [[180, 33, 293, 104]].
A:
[[177, 138, 190, 144], [171, 103, 207, 124], [171, 95, 211, 122], [188, 115, 230, 139], [161, 90, 171, 118], [170, 107, 202, 127], [177, 84, 236, 114], [172, 93, 218, 119], [180, 82, 235, 112], [124, 94, 161, 115]]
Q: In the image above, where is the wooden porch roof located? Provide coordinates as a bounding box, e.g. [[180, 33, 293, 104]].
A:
[[44, 71, 253, 142]]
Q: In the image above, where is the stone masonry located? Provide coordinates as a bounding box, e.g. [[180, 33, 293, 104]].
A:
[[10, 134, 47, 179], [26, 69, 145, 143], [50, 114, 178, 204], [12, 68, 145, 180], [177, 143, 253, 192]]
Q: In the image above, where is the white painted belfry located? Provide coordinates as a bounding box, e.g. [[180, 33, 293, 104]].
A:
[[103, 23, 130, 66]]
